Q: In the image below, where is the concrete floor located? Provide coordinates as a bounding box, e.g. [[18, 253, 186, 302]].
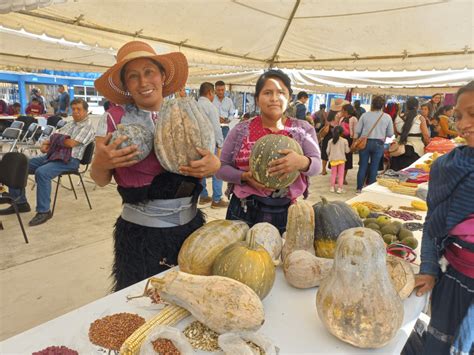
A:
[[0, 153, 358, 341]]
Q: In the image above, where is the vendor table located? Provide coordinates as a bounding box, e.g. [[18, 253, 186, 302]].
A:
[[0, 191, 429, 354], [363, 153, 432, 198]]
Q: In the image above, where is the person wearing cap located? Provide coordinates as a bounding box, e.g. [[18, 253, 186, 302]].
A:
[[91, 40, 221, 291], [319, 98, 349, 175]]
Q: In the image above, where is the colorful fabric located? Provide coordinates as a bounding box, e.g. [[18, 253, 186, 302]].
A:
[[46, 133, 72, 163]]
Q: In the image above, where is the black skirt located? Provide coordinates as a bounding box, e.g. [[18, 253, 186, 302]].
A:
[[112, 211, 205, 291], [390, 145, 420, 172], [345, 137, 353, 170]]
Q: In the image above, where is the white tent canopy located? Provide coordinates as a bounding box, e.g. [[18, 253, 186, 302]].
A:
[[0, 0, 473, 91]]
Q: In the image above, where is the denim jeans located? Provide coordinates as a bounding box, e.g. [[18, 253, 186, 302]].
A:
[[221, 125, 230, 139], [9, 155, 80, 213], [200, 176, 223, 202], [356, 139, 384, 190]]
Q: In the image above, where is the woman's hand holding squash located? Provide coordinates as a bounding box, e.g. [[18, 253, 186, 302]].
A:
[[179, 147, 221, 178], [93, 133, 141, 170], [267, 149, 310, 181], [414, 274, 436, 296]]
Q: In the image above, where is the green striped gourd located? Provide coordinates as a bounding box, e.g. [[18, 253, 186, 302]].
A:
[[110, 123, 154, 161], [250, 134, 303, 189]]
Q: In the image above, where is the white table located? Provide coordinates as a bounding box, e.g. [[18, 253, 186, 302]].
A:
[[363, 153, 433, 199], [0, 192, 429, 354], [0, 266, 428, 355]]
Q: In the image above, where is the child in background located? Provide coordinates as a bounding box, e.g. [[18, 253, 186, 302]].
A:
[[326, 126, 350, 193]]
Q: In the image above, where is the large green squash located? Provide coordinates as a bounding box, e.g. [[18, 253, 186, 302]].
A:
[[155, 97, 215, 173], [250, 134, 303, 189], [178, 220, 249, 275], [212, 232, 276, 299], [316, 227, 404, 348], [313, 196, 363, 258], [110, 124, 154, 161]]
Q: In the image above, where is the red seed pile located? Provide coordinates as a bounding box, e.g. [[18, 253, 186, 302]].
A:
[[32, 345, 78, 355], [88, 312, 145, 351], [152, 338, 181, 354]]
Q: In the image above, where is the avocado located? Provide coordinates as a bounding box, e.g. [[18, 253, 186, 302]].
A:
[[398, 228, 414, 241], [380, 224, 399, 236], [363, 218, 377, 226], [401, 236, 419, 250], [391, 221, 403, 235], [366, 223, 381, 230], [383, 234, 397, 245]]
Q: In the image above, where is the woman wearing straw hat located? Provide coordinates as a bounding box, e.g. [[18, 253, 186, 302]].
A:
[[91, 41, 220, 291]]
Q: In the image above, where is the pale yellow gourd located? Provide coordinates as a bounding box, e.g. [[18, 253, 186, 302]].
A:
[[283, 250, 333, 289], [150, 271, 265, 334], [178, 220, 249, 275], [316, 227, 404, 348], [246, 223, 282, 265], [281, 201, 315, 261]]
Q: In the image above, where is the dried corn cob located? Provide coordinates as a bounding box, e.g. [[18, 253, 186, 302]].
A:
[[120, 304, 190, 355], [389, 185, 417, 196], [376, 178, 400, 188], [400, 182, 419, 188], [360, 201, 386, 212]]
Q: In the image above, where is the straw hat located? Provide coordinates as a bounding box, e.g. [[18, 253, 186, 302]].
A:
[[95, 41, 188, 104], [330, 98, 350, 112]]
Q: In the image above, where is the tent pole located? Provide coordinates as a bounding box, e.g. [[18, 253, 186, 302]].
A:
[[267, 0, 301, 68]]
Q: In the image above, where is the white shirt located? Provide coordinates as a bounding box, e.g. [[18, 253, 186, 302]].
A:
[[197, 97, 224, 148], [395, 115, 422, 135], [213, 96, 235, 127]]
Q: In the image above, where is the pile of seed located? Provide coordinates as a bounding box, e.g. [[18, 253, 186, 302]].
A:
[[88, 312, 145, 351], [403, 222, 424, 231], [183, 321, 220, 352], [151, 338, 181, 354], [384, 210, 422, 221], [32, 345, 78, 355]]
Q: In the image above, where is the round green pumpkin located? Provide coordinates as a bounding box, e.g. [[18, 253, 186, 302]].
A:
[[313, 196, 363, 258], [250, 134, 304, 189], [212, 233, 276, 299]]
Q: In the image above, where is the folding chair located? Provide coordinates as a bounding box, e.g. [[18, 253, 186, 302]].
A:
[[0, 152, 29, 243], [20, 122, 40, 144], [52, 142, 95, 216], [0, 128, 22, 153], [10, 121, 25, 130], [56, 120, 67, 129]]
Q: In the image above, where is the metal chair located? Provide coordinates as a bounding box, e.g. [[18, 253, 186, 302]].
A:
[[56, 120, 67, 129], [0, 152, 29, 243], [52, 142, 95, 216], [0, 128, 22, 152], [10, 121, 25, 130], [20, 122, 40, 144]]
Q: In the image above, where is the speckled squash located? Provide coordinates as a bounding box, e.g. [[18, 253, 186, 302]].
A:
[[150, 271, 265, 334], [386, 254, 416, 300], [249, 134, 303, 189], [316, 227, 404, 348], [246, 223, 282, 265], [283, 250, 333, 288], [212, 232, 276, 299], [313, 196, 363, 259], [110, 123, 154, 161], [154, 97, 215, 173], [178, 220, 249, 276], [281, 200, 315, 261]]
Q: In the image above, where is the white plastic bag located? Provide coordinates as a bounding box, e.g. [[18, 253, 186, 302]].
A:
[[218, 331, 278, 355], [140, 325, 194, 355]]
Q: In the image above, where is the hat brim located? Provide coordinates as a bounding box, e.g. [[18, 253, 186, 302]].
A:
[[330, 100, 350, 112], [95, 52, 188, 104]]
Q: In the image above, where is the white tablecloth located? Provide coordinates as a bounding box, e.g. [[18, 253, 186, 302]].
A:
[[0, 190, 429, 354], [0, 266, 428, 355]]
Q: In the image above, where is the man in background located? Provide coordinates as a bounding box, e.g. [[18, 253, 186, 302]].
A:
[[57, 85, 70, 117], [197, 82, 227, 208], [213, 80, 235, 139], [294, 91, 309, 120]]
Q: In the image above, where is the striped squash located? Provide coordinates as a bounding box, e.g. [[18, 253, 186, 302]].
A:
[[154, 97, 215, 173], [250, 134, 303, 189], [178, 220, 249, 275]]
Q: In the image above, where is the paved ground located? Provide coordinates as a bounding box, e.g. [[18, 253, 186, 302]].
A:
[[0, 131, 359, 341]]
